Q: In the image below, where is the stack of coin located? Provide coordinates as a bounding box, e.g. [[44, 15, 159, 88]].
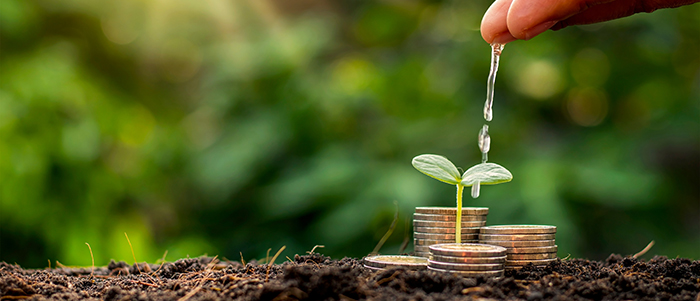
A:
[[427, 243, 506, 278], [413, 207, 488, 257], [362, 255, 428, 271], [479, 225, 557, 269]]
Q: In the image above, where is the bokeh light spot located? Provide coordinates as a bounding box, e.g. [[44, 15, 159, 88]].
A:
[[515, 60, 564, 100], [565, 88, 609, 127]]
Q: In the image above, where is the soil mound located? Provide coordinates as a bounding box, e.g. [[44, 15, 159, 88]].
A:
[[1, 254, 698, 300]]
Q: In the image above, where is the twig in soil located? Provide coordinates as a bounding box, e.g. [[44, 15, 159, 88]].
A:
[[56, 261, 67, 268], [371, 200, 399, 255], [375, 270, 401, 286], [562, 254, 571, 260], [124, 232, 142, 274], [286, 256, 294, 263], [240, 252, 246, 266], [265, 248, 271, 264], [85, 243, 95, 279], [633, 240, 655, 259], [266, 245, 286, 282], [307, 245, 325, 254], [47, 259, 51, 269], [178, 256, 219, 301], [131, 280, 158, 287]]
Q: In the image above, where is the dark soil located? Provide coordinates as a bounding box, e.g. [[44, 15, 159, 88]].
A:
[[1, 254, 698, 300]]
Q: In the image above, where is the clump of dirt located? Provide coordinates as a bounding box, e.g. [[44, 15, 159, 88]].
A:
[[1, 254, 698, 300]]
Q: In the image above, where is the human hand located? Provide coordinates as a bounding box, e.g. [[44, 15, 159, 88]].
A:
[[480, 0, 699, 44]]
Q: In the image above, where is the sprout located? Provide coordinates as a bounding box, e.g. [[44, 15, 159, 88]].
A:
[[412, 154, 512, 242]]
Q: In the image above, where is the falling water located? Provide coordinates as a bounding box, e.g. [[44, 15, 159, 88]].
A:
[[471, 181, 481, 198], [483, 43, 504, 122], [478, 124, 490, 163]]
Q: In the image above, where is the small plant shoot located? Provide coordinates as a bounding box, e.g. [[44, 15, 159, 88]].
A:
[[412, 154, 512, 242]]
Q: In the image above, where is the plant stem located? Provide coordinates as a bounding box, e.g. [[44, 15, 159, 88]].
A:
[[455, 184, 464, 243]]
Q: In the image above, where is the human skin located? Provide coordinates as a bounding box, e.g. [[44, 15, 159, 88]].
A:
[[480, 0, 700, 44]]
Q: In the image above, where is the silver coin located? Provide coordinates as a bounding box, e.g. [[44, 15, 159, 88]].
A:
[[507, 245, 558, 254], [505, 258, 556, 266], [428, 260, 503, 271], [414, 226, 483, 234], [479, 233, 556, 241], [429, 243, 507, 257], [415, 238, 478, 246], [413, 220, 486, 228], [480, 240, 555, 248], [480, 225, 556, 234], [414, 213, 487, 222], [363, 255, 428, 269], [507, 253, 558, 260], [430, 254, 506, 264], [415, 233, 480, 240], [427, 267, 504, 277], [415, 207, 489, 216]]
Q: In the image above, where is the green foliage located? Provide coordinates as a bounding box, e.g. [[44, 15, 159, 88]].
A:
[[461, 163, 513, 186]]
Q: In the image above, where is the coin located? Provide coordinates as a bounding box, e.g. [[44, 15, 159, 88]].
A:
[[479, 233, 556, 241], [506, 253, 557, 260], [507, 245, 558, 254], [480, 240, 555, 248], [414, 213, 487, 222], [430, 254, 506, 264], [415, 238, 478, 246], [428, 260, 503, 271], [429, 243, 507, 257], [414, 233, 480, 240], [480, 225, 556, 234], [427, 267, 504, 277], [414, 226, 483, 234], [363, 255, 428, 270], [415, 207, 489, 216], [504, 258, 556, 266], [413, 220, 486, 228]]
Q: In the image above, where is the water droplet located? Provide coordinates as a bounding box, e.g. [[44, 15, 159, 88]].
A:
[[471, 181, 481, 198], [484, 43, 504, 122], [478, 124, 490, 163]]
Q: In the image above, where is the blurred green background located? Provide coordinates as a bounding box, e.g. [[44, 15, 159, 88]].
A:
[[1, 0, 698, 268]]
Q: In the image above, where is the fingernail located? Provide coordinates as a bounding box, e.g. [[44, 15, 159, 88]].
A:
[[492, 32, 516, 44], [523, 21, 557, 40]]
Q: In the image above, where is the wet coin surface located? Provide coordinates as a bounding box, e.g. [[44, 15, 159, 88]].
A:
[[415, 207, 489, 215], [430, 254, 506, 264], [414, 213, 487, 222], [413, 220, 486, 228]]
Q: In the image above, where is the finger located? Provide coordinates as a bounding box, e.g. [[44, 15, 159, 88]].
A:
[[481, 0, 517, 43], [506, 0, 614, 40], [552, 0, 700, 30]]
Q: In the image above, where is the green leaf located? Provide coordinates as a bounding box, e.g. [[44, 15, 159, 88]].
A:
[[412, 154, 461, 185], [460, 162, 513, 187]]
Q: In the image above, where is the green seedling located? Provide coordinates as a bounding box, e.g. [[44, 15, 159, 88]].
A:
[[412, 154, 512, 242]]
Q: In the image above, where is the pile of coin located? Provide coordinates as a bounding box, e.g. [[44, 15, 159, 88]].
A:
[[427, 243, 506, 278], [362, 255, 427, 271], [413, 207, 488, 258], [479, 225, 557, 269]]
